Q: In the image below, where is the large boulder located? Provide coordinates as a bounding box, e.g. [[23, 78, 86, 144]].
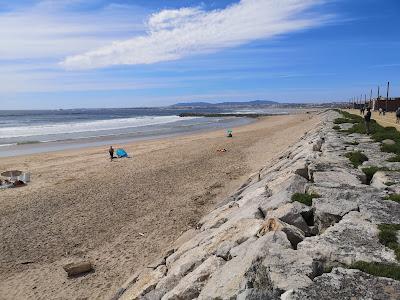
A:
[[257, 218, 305, 249], [312, 196, 359, 232], [298, 212, 398, 265], [266, 202, 313, 235], [312, 137, 324, 152], [198, 232, 290, 300], [312, 169, 364, 187], [358, 197, 400, 224], [120, 265, 167, 300], [157, 247, 208, 296], [260, 247, 318, 291], [282, 267, 400, 300], [259, 174, 308, 212], [372, 172, 389, 188], [162, 256, 225, 300]]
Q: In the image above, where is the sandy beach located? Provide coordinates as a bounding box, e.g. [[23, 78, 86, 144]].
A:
[[0, 113, 319, 300]]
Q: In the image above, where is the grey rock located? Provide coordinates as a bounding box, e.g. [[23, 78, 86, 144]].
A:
[[141, 289, 165, 300], [236, 288, 280, 300], [382, 139, 396, 145], [312, 138, 324, 152], [229, 236, 260, 258], [257, 218, 305, 249], [358, 197, 400, 224], [260, 247, 317, 291], [162, 256, 225, 300], [312, 196, 359, 232], [148, 257, 166, 269], [164, 247, 207, 286], [198, 232, 290, 300], [215, 240, 237, 260], [313, 169, 364, 187], [298, 212, 398, 265], [259, 174, 308, 212], [370, 171, 388, 189], [120, 265, 167, 300], [266, 202, 313, 235], [338, 123, 353, 130], [281, 267, 400, 300]]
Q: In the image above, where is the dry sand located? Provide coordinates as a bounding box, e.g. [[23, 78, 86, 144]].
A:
[[0, 113, 319, 300]]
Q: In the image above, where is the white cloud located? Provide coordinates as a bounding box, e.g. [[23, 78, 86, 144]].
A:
[[62, 0, 328, 70], [0, 1, 147, 60]]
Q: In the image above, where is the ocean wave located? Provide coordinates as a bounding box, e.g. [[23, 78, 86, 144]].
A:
[[0, 116, 195, 138], [0, 143, 17, 147]]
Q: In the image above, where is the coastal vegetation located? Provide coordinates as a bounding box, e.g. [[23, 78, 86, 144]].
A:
[[349, 261, 400, 281], [333, 117, 358, 124], [378, 224, 400, 261], [337, 110, 400, 158], [344, 151, 368, 167], [361, 166, 381, 184], [387, 155, 400, 162], [384, 194, 400, 203], [291, 192, 320, 206]]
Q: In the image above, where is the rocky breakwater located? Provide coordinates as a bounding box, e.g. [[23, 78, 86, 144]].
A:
[[113, 110, 400, 300]]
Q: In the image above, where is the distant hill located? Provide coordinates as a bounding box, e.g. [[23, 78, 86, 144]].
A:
[[173, 102, 211, 107], [172, 100, 278, 107]]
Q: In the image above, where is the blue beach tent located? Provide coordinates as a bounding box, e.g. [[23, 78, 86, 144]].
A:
[[116, 148, 128, 158]]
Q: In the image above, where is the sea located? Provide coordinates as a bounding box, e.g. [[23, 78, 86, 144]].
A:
[[0, 107, 290, 157]]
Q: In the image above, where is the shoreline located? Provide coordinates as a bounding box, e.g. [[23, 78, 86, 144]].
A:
[[0, 116, 254, 158], [0, 113, 319, 300]]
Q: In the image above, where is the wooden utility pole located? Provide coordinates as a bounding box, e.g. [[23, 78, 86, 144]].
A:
[[378, 86, 380, 99]]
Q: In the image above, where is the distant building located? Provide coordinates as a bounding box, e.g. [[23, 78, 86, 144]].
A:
[[372, 97, 400, 112]]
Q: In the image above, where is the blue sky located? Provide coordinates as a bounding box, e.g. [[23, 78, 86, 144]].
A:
[[0, 0, 399, 109]]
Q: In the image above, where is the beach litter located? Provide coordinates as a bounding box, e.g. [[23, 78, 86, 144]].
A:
[[1, 170, 22, 179], [0, 180, 13, 189], [0, 170, 31, 189], [217, 149, 227, 153]]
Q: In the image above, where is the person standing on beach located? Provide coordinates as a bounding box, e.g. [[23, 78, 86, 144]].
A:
[[109, 146, 114, 161], [364, 107, 372, 134], [396, 107, 400, 124]]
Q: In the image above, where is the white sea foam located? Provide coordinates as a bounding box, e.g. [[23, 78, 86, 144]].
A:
[[0, 115, 193, 139]]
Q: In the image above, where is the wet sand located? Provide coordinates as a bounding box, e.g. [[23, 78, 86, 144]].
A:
[[0, 113, 319, 300]]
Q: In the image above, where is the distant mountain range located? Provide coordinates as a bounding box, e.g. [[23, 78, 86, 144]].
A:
[[171, 100, 279, 107]]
